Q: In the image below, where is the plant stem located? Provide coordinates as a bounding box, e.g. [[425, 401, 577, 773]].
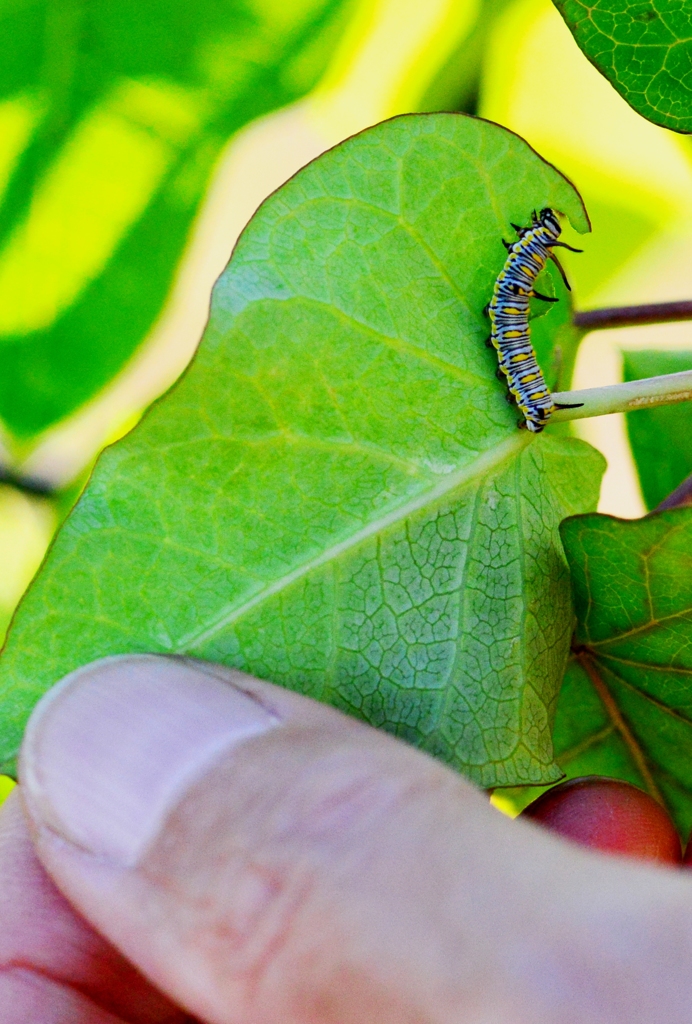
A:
[[551, 369, 692, 423], [574, 300, 692, 331], [0, 467, 54, 499]]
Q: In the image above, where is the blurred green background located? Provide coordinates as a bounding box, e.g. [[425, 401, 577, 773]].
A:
[[2, 0, 692, 649]]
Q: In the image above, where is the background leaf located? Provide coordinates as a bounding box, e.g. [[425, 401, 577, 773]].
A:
[[552, 0, 692, 133], [623, 349, 692, 510], [552, 509, 692, 838], [0, 112, 602, 786], [0, 0, 355, 442], [420, 0, 515, 114]]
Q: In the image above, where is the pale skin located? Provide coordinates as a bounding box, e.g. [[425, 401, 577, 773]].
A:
[[2, 654, 692, 1023]]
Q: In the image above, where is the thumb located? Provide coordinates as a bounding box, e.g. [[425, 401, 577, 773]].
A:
[[18, 655, 692, 1024]]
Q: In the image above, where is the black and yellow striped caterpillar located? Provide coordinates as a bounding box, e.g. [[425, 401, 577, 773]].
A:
[[486, 207, 582, 433]]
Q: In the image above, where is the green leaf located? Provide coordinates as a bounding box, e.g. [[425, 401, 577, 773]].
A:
[[623, 350, 692, 510], [0, 0, 353, 440], [556, 509, 692, 837], [489, 652, 665, 817], [0, 112, 602, 786], [553, 0, 692, 132]]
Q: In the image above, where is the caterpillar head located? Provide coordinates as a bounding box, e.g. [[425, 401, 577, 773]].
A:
[[539, 208, 561, 237]]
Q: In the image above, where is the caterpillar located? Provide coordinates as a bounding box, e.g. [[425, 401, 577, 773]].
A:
[[486, 207, 582, 433]]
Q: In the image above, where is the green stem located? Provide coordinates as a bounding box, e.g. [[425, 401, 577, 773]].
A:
[[551, 369, 692, 422]]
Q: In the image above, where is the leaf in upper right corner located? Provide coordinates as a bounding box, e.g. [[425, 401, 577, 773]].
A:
[[559, 508, 692, 836], [552, 0, 692, 133], [623, 350, 692, 510]]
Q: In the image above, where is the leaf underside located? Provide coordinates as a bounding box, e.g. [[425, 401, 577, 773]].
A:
[[0, 112, 602, 786], [556, 510, 692, 837], [553, 0, 692, 133]]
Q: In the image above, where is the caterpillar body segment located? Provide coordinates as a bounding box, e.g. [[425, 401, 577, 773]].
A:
[[487, 207, 576, 434]]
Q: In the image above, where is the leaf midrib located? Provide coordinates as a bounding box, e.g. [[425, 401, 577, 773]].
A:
[[596, 657, 692, 727], [576, 651, 664, 801], [178, 430, 531, 652], [588, 604, 692, 647]]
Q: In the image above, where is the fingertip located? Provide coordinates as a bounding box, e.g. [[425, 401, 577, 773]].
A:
[[20, 655, 280, 866]]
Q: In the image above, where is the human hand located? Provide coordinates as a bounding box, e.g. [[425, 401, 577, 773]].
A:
[[3, 654, 692, 1023]]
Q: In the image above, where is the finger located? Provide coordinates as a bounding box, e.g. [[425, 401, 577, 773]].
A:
[[0, 788, 191, 1024], [0, 967, 126, 1024], [18, 655, 692, 1024], [0, 794, 194, 1024]]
